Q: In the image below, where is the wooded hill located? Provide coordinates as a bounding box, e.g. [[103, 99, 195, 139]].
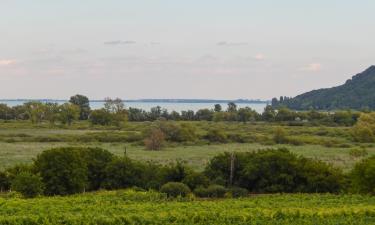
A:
[[272, 66, 375, 110]]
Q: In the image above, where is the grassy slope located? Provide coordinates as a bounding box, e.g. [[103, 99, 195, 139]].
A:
[[0, 190, 374, 225]]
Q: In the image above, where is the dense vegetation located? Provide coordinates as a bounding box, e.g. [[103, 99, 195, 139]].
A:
[[0, 190, 374, 225], [272, 66, 375, 110], [0, 147, 373, 199], [0, 94, 362, 126]]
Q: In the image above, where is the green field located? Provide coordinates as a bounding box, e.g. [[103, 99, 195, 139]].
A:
[[0, 190, 374, 224], [0, 121, 374, 171]]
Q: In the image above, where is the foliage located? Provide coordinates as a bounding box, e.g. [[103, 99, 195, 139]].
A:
[[273, 66, 375, 110], [160, 182, 191, 197], [11, 172, 44, 198], [205, 149, 344, 193], [350, 156, 375, 194], [34, 147, 88, 195], [194, 185, 227, 198], [69, 94, 91, 120], [352, 112, 375, 142]]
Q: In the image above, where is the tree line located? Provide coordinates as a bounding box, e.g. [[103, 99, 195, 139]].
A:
[[0, 94, 362, 126], [0, 147, 373, 198]]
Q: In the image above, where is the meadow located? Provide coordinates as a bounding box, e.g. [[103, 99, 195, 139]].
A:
[[0, 120, 374, 170], [0, 190, 374, 225]]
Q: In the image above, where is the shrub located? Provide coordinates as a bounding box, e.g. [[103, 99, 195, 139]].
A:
[[205, 149, 344, 193], [273, 127, 288, 144], [204, 129, 227, 143], [144, 128, 165, 150], [195, 185, 227, 198], [351, 113, 375, 143], [34, 147, 88, 195], [182, 172, 209, 190], [350, 156, 375, 194], [89, 109, 112, 126], [11, 172, 44, 198], [0, 171, 10, 192], [349, 147, 368, 158], [160, 182, 191, 198], [228, 186, 248, 198], [102, 157, 141, 190], [82, 148, 114, 191]]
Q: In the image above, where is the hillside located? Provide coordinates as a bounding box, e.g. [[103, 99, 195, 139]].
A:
[[273, 66, 375, 110]]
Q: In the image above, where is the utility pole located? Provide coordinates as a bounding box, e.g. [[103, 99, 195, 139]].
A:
[[229, 152, 235, 186]]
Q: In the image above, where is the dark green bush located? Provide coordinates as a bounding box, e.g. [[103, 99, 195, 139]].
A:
[[11, 172, 44, 198], [205, 149, 344, 193], [228, 186, 248, 198], [34, 147, 88, 195], [0, 171, 10, 192], [194, 185, 227, 198], [160, 182, 191, 197], [204, 129, 228, 143], [350, 156, 375, 194], [182, 172, 209, 190]]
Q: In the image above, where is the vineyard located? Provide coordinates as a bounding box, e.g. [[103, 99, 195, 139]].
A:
[[0, 190, 374, 225]]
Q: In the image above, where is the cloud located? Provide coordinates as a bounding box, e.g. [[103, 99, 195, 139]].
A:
[[0, 59, 16, 66], [104, 40, 137, 45], [217, 41, 248, 46], [302, 63, 322, 72]]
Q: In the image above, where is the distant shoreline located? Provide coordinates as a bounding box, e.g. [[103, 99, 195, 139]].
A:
[[0, 99, 270, 104]]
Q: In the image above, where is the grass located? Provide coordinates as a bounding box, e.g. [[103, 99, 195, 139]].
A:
[[1, 142, 374, 171], [0, 120, 373, 171]]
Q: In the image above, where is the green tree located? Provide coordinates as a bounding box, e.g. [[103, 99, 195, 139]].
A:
[[58, 103, 79, 125], [82, 148, 114, 191], [227, 102, 237, 112], [11, 172, 44, 198], [350, 156, 375, 194], [214, 104, 222, 112], [34, 147, 88, 195], [352, 113, 375, 142], [69, 94, 91, 120], [89, 109, 112, 125], [102, 157, 141, 189], [24, 101, 46, 124]]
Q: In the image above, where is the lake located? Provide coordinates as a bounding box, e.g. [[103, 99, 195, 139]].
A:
[[0, 100, 268, 113]]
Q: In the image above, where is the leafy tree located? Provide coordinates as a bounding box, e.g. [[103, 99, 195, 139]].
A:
[[58, 103, 80, 125], [24, 101, 46, 124], [44, 103, 60, 125], [227, 102, 237, 112], [350, 156, 375, 194], [69, 94, 91, 120], [214, 104, 222, 112], [34, 147, 88, 195], [82, 148, 114, 191], [237, 107, 257, 123], [195, 109, 213, 121], [11, 172, 44, 198], [262, 105, 276, 121], [89, 109, 112, 125], [102, 157, 141, 189], [352, 113, 375, 142]]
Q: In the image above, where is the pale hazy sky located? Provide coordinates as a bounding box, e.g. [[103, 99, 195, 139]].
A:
[[1, 0, 375, 100]]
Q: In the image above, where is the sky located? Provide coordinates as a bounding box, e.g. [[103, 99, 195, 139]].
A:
[[1, 0, 375, 100]]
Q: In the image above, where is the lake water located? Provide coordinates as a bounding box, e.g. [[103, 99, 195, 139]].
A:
[[0, 100, 268, 113]]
